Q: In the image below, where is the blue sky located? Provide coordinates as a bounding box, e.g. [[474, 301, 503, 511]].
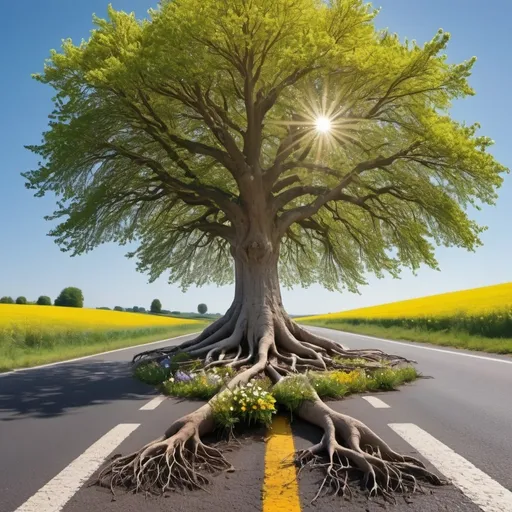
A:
[[1, 0, 510, 314]]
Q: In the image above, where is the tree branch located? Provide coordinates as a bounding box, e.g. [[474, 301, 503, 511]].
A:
[[276, 143, 421, 234]]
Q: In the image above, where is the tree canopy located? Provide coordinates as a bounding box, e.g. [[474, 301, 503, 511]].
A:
[[151, 298, 162, 313], [54, 287, 84, 308], [25, 0, 507, 292]]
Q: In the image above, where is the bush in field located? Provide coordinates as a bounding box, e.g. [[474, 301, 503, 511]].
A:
[[0, 297, 14, 304], [151, 299, 162, 314], [54, 287, 84, 308], [37, 296, 52, 306], [114, 306, 124, 312], [197, 303, 208, 315], [16, 296, 27, 305]]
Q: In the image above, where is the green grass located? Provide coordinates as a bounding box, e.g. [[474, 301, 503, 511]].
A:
[[273, 375, 317, 412], [0, 323, 205, 372], [300, 319, 512, 354], [308, 366, 419, 400]]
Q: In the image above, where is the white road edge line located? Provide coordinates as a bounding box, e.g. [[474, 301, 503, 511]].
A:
[[321, 329, 512, 365], [14, 423, 140, 512], [362, 396, 390, 408], [0, 332, 200, 376], [139, 395, 167, 410], [389, 423, 512, 512]]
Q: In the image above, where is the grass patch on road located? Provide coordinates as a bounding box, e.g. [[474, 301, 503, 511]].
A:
[[300, 320, 512, 354], [0, 323, 204, 372]]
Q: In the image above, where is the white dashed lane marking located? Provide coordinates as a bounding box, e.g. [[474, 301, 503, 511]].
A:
[[139, 395, 167, 410], [362, 396, 390, 408], [390, 423, 512, 512], [14, 423, 140, 512]]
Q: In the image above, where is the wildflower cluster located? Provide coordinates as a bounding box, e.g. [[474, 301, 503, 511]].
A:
[[162, 367, 235, 400], [212, 380, 276, 430], [308, 366, 418, 399]]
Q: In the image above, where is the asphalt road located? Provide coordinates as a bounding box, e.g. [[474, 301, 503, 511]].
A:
[[0, 328, 510, 512]]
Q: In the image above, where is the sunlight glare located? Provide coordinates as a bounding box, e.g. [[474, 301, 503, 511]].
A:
[[315, 116, 331, 133]]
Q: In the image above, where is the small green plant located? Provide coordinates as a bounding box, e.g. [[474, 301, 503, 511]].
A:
[[366, 368, 399, 391], [163, 372, 221, 400], [273, 376, 316, 412], [133, 361, 169, 385], [308, 373, 348, 399], [394, 366, 419, 384]]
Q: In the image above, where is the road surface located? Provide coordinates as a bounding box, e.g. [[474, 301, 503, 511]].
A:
[[1, 327, 511, 512]]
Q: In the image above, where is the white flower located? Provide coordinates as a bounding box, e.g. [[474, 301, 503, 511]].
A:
[[230, 407, 234, 411], [169, 377, 175, 383], [247, 382, 253, 387], [225, 373, 230, 378], [257, 386, 262, 391], [254, 391, 259, 397]]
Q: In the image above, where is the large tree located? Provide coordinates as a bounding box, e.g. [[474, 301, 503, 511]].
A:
[[25, 0, 505, 500]]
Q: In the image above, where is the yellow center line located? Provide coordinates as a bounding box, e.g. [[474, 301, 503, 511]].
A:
[[262, 415, 302, 512]]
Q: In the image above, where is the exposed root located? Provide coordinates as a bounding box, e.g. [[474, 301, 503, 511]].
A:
[[290, 382, 444, 503], [122, 303, 438, 503], [98, 421, 232, 495]]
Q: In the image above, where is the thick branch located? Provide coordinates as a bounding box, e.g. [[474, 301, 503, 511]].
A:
[[277, 143, 421, 233]]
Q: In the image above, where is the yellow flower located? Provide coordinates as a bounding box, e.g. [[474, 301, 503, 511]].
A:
[[252, 405, 257, 410], [261, 405, 266, 410], [241, 406, 246, 412]]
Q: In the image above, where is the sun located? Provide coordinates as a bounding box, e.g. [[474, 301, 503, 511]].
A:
[[315, 116, 332, 133]]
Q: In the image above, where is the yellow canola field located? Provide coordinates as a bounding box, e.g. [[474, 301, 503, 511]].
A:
[[299, 282, 512, 321], [0, 304, 198, 331]]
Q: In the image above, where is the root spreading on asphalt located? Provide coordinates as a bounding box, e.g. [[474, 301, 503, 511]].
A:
[[97, 308, 444, 502]]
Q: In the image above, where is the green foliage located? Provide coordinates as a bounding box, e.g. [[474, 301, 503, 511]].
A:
[[273, 376, 316, 412], [114, 306, 124, 311], [25, 0, 507, 293], [150, 299, 162, 314], [36, 295, 52, 306], [132, 306, 139, 313], [16, 297, 27, 305], [197, 303, 208, 315], [366, 368, 400, 391], [307, 367, 418, 398], [307, 373, 349, 399], [133, 361, 170, 385], [162, 373, 221, 400], [97, 306, 111, 310], [54, 287, 84, 308], [0, 297, 14, 304]]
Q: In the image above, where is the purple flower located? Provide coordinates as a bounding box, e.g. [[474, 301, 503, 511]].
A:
[[175, 370, 192, 382]]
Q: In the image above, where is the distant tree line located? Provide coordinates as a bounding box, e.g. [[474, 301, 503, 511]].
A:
[[0, 287, 83, 307], [1, 291, 213, 317]]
